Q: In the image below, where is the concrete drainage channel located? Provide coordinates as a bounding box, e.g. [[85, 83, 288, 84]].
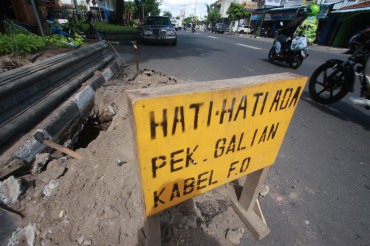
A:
[[0, 41, 124, 179]]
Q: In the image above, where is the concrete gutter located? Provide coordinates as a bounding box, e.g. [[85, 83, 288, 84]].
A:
[[0, 43, 124, 180], [14, 57, 123, 163]]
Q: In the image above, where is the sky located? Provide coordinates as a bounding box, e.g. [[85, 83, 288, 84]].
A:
[[159, 0, 216, 20], [60, 0, 215, 20]]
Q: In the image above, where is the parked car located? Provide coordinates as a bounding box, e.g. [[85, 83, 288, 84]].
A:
[[212, 23, 225, 34], [237, 25, 254, 34], [141, 16, 177, 46]]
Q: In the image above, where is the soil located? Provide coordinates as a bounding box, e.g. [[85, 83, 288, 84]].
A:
[[0, 48, 74, 72], [1, 49, 261, 246]]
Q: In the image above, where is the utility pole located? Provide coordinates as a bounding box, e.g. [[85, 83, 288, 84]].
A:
[[29, 0, 44, 37], [194, 0, 197, 20]]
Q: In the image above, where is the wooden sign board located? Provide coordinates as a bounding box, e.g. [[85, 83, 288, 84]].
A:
[[127, 73, 306, 216]]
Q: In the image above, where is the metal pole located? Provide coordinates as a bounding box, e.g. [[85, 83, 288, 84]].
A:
[[73, 0, 81, 20], [29, 0, 45, 37], [133, 44, 139, 75], [195, 0, 197, 19], [259, 8, 266, 37]]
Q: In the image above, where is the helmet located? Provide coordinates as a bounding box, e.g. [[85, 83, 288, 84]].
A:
[[297, 7, 308, 17], [307, 4, 320, 16]]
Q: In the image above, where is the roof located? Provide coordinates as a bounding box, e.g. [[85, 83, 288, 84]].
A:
[[331, 6, 370, 12], [268, 6, 301, 11], [341, 0, 370, 9]]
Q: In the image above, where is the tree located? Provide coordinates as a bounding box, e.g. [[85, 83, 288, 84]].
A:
[[204, 4, 211, 29], [205, 4, 210, 15], [183, 17, 193, 24], [116, 0, 124, 24], [207, 9, 221, 26], [226, 3, 250, 26], [163, 11, 172, 18]]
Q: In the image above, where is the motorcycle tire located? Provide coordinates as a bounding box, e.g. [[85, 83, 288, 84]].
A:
[[289, 54, 304, 69], [308, 60, 350, 104], [268, 48, 275, 62]]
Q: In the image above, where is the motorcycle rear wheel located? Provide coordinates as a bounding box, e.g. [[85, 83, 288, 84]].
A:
[[289, 54, 304, 69], [268, 48, 275, 62], [308, 60, 350, 104]]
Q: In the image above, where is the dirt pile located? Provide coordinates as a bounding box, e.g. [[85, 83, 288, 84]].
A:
[[1, 62, 258, 245]]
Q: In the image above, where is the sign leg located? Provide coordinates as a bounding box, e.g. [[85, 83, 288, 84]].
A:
[[143, 213, 161, 246], [230, 168, 271, 240]]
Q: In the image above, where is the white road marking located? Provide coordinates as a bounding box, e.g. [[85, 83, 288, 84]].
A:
[[236, 43, 261, 50], [208, 36, 219, 39]]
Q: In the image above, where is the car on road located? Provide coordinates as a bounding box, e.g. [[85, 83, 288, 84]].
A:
[[212, 23, 225, 34], [236, 25, 254, 34], [141, 16, 177, 46]]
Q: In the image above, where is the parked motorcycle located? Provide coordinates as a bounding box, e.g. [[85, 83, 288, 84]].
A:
[[308, 32, 369, 107], [268, 34, 308, 69]]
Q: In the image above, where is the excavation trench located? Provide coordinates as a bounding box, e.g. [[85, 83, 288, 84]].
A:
[[74, 102, 116, 150]]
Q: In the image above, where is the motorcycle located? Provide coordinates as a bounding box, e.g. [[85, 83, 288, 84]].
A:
[[268, 34, 308, 69], [308, 33, 369, 107], [192, 26, 195, 33]]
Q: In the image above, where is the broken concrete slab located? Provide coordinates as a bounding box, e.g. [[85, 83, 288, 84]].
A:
[[0, 176, 24, 204], [7, 223, 36, 246], [37, 160, 66, 184], [43, 179, 59, 197], [33, 153, 50, 174]]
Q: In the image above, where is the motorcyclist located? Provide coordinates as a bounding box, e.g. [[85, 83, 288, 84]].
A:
[[295, 4, 320, 45], [349, 27, 370, 107], [274, 4, 320, 56]]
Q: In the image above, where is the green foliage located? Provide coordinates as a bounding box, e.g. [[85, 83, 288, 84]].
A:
[[81, 22, 138, 33], [0, 33, 47, 55], [47, 33, 85, 48], [163, 11, 172, 18], [205, 4, 211, 15], [183, 17, 193, 24], [226, 3, 251, 22], [207, 9, 221, 25]]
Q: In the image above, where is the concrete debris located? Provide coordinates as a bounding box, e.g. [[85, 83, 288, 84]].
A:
[[77, 235, 92, 245], [59, 210, 65, 219], [7, 223, 36, 246], [38, 162, 66, 184], [143, 70, 153, 76], [0, 176, 24, 204], [33, 153, 50, 174], [77, 235, 85, 245], [196, 199, 229, 226], [259, 184, 270, 198], [43, 180, 59, 197], [225, 228, 244, 245], [100, 111, 114, 123], [83, 239, 92, 245], [107, 105, 115, 115]]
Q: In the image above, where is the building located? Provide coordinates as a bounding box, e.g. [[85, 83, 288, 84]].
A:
[[210, 0, 370, 47]]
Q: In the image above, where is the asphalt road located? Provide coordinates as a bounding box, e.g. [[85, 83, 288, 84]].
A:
[[115, 30, 370, 245]]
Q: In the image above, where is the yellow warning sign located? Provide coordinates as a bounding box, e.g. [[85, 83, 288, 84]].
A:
[[127, 73, 306, 216]]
